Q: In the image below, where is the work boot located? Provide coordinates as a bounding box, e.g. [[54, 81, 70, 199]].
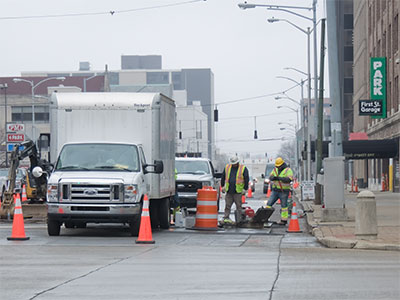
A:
[[277, 220, 287, 226], [222, 218, 234, 224]]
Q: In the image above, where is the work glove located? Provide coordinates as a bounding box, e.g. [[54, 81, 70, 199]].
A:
[[221, 187, 226, 194], [270, 176, 278, 181], [241, 190, 246, 195]]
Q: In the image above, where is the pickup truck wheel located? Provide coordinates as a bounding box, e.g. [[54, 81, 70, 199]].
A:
[[159, 198, 170, 229], [48, 219, 61, 236]]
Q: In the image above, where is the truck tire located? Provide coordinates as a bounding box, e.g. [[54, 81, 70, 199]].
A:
[[149, 201, 160, 229], [159, 197, 170, 229], [48, 219, 61, 236], [129, 216, 141, 237]]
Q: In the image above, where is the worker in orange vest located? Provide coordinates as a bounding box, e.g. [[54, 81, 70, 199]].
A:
[[220, 156, 249, 224]]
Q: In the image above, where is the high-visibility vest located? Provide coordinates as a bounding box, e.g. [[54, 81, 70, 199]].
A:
[[270, 167, 293, 190], [225, 164, 245, 193]]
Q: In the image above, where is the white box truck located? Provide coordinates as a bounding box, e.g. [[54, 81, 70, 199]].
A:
[[43, 92, 175, 236]]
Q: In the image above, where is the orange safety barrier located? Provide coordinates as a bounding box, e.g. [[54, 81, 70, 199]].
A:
[[7, 194, 30, 241], [287, 202, 302, 233], [354, 177, 359, 193], [194, 187, 218, 229], [266, 185, 271, 198], [21, 185, 28, 202], [136, 194, 155, 244], [247, 187, 253, 198]]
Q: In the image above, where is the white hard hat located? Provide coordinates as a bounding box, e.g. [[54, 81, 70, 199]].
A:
[[229, 156, 239, 164]]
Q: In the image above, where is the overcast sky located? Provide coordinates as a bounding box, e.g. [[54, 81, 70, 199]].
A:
[[1, 0, 327, 158]]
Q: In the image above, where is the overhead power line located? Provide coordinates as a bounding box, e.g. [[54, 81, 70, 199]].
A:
[[0, 0, 205, 21]]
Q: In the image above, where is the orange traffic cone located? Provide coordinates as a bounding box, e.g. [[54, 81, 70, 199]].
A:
[[21, 185, 28, 202], [277, 199, 281, 205], [287, 202, 301, 233], [247, 187, 253, 198], [7, 194, 30, 241], [266, 185, 271, 198], [136, 194, 155, 244], [241, 194, 246, 204]]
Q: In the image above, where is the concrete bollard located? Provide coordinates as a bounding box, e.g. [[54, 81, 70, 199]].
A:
[[355, 190, 378, 240]]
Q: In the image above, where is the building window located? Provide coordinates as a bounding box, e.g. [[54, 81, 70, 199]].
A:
[[11, 106, 49, 123], [172, 71, 185, 90], [344, 78, 353, 94], [146, 72, 169, 84], [344, 46, 353, 61], [344, 62, 353, 77], [344, 30, 353, 46], [344, 14, 353, 30]]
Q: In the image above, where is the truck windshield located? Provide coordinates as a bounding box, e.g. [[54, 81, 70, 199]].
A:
[[176, 160, 210, 175], [56, 143, 140, 172]]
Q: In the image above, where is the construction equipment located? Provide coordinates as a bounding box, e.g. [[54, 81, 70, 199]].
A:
[[219, 206, 275, 228], [0, 140, 52, 217]]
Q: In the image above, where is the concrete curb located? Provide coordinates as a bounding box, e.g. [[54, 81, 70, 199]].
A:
[[294, 192, 400, 251]]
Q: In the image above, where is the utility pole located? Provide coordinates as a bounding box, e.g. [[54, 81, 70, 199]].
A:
[[315, 18, 326, 205]]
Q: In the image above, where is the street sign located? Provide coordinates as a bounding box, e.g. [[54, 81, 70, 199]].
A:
[[7, 123, 25, 132], [7, 144, 25, 152], [370, 57, 386, 118], [301, 180, 315, 200], [359, 99, 383, 116], [7, 133, 25, 143]]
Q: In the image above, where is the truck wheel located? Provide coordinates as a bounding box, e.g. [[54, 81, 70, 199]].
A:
[[159, 197, 170, 229], [48, 219, 61, 236], [149, 201, 160, 229], [129, 217, 141, 237]]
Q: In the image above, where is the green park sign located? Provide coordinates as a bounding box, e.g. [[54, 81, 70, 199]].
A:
[[370, 57, 386, 118]]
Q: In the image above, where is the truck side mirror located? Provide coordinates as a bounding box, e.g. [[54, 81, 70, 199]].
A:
[[214, 172, 222, 179], [143, 160, 164, 174], [154, 160, 164, 174]]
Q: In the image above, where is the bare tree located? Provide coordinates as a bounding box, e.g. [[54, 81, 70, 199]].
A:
[[277, 139, 296, 168]]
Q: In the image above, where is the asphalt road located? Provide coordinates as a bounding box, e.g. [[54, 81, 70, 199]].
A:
[[1, 182, 399, 300]]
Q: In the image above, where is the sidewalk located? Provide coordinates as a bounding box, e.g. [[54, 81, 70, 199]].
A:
[[296, 189, 400, 251]]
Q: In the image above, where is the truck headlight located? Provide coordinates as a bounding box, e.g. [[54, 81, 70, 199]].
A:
[[202, 181, 212, 188], [47, 184, 58, 202], [124, 185, 139, 203]]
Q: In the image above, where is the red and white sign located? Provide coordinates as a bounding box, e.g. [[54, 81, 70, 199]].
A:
[[7, 123, 25, 132], [7, 133, 25, 142]]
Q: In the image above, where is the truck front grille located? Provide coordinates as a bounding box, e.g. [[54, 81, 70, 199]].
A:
[[176, 181, 202, 193], [62, 183, 121, 202]]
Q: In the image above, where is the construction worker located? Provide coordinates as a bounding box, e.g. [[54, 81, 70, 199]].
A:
[[266, 157, 293, 225], [220, 155, 249, 224]]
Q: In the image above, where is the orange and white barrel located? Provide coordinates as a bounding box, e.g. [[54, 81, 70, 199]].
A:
[[195, 187, 218, 229]]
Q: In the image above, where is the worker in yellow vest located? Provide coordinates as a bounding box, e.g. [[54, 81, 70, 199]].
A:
[[220, 156, 249, 224], [266, 157, 293, 225]]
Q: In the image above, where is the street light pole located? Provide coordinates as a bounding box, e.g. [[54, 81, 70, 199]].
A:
[[13, 77, 65, 142], [239, 1, 318, 182]]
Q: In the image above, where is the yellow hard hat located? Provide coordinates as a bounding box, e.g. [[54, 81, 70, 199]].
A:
[[275, 157, 284, 167]]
